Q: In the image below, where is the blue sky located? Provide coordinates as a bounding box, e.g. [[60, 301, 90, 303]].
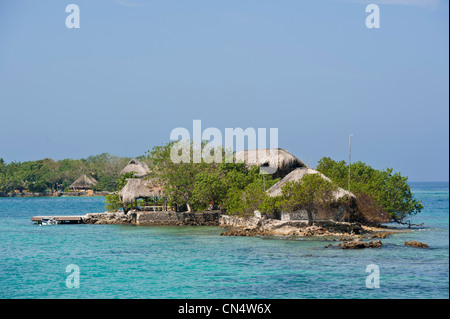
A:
[[0, 0, 448, 181]]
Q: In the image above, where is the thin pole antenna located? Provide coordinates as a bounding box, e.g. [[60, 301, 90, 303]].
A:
[[348, 134, 353, 194]]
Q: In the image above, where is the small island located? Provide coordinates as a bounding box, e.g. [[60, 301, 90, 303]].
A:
[[87, 144, 425, 248], [1, 143, 426, 248]]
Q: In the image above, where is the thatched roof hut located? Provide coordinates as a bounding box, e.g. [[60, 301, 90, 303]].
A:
[[266, 167, 355, 200], [69, 174, 97, 190], [234, 148, 306, 179], [118, 178, 164, 206], [119, 158, 150, 177]]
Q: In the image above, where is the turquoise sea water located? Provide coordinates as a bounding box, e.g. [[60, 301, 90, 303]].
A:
[[0, 182, 448, 299]]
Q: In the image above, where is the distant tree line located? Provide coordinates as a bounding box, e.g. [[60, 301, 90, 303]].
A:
[[0, 153, 132, 194]]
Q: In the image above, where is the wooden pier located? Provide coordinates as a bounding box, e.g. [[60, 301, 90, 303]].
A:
[[31, 216, 84, 224]]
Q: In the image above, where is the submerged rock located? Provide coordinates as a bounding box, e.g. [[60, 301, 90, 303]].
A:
[[370, 232, 388, 239], [405, 240, 429, 248], [340, 239, 383, 249]]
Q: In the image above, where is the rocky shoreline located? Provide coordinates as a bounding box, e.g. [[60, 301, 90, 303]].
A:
[[83, 212, 132, 224], [83, 211, 221, 226], [81, 212, 428, 249], [218, 215, 412, 249], [82, 212, 394, 238], [218, 215, 389, 237]]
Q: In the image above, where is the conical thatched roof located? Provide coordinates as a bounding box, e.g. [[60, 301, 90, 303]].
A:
[[69, 174, 97, 190], [234, 148, 306, 179], [118, 178, 164, 205], [119, 158, 150, 177], [266, 167, 355, 200]]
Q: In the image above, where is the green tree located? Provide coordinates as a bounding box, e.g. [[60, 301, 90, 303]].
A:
[[278, 173, 338, 226], [105, 194, 121, 212], [0, 154, 132, 194], [223, 168, 278, 216], [191, 171, 228, 210], [316, 157, 423, 224], [28, 181, 48, 193], [0, 158, 6, 194], [104, 172, 135, 212], [42, 158, 62, 193], [147, 141, 213, 212], [147, 142, 279, 213], [2, 162, 24, 193], [240, 180, 269, 215], [259, 195, 282, 216]]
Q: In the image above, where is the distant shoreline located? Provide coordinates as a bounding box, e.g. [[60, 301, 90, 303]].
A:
[[0, 192, 110, 198]]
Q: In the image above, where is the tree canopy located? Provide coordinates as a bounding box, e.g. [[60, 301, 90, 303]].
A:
[[146, 142, 278, 213], [0, 153, 131, 194], [278, 174, 338, 225], [316, 157, 423, 224]]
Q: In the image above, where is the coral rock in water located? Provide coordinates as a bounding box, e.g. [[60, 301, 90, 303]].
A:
[[405, 240, 429, 248]]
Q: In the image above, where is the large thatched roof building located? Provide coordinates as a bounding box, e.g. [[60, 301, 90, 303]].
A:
[[266, 167, 355, 200], [234, 148, 306, 179], [119, 158, 150, 177], [69, 174, 97, 190], [118, 178, 164, 207]]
